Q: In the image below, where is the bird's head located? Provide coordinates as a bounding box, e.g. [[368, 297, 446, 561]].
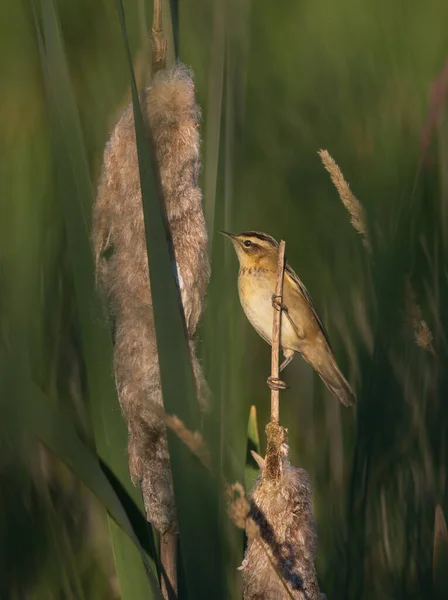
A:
[[219, 230, 279, 269]]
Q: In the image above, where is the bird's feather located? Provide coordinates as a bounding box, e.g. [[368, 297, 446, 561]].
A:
[[284, 262, 332, 350]]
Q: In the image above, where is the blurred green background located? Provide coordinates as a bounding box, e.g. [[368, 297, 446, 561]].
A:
[[2, 0, 448, 598]]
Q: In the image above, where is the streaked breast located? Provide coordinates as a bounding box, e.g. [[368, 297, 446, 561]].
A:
[[237, 269, 301, 349]]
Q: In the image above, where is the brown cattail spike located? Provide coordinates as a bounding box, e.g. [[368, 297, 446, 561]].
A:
[[92, 62, 210, 537], [241, 423, 323, 600]]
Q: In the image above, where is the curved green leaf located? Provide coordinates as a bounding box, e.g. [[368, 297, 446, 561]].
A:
[[2, 375, 161, 596], [31, 0, 160, 597]]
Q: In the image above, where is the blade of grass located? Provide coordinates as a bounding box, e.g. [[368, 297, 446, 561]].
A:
[[1, 356, 162, 599], [32, 1, 159, 597], [114, 2, 225, 598], [203, 0, 225, 243]]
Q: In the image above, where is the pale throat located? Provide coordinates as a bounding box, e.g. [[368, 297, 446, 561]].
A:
[[237, 252, 277, 273]]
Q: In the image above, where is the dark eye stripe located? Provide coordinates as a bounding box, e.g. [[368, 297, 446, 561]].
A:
[[240, 231, 278, 247]]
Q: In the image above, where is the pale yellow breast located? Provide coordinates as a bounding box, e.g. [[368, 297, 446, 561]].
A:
[[238, 270, 302, 350]]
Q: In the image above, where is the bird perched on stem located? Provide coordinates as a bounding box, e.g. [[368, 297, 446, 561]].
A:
[[221, 231, 355, 407]]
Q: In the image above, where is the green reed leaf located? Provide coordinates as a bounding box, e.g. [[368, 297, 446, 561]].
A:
[[32, 0, 159, 596]]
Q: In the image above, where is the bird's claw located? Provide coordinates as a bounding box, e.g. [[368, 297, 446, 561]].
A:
[[267, 376, 288, 391], [272, 295, 288, 312]]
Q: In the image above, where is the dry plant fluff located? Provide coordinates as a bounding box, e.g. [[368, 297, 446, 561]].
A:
[[92, 63, 210, 534], [241, 423, 323, 600], [404, 279, 435, 355]]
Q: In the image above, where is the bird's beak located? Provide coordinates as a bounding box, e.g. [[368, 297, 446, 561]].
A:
[[219, 230, 242, 260], [219, 231, 242, 255], [219, 230, 236, 240]]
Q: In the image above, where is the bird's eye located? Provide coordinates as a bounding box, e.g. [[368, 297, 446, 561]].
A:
[[244, 240, 252, 248]]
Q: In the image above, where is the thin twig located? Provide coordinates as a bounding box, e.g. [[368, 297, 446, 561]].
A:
[[270, 240, 286, 423]]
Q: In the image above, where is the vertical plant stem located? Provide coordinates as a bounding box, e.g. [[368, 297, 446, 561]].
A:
[[152, 0, 167, 75], [160, 532, 177, 600], [270, 240, 286, 424]]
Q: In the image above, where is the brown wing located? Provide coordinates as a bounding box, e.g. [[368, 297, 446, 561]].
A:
[[284, 262, 333, 351]]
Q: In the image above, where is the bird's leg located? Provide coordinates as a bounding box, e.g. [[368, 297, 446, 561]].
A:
[[279, 353, 294, 372], [267, 353, 293, 390], [272, 295, 288, 313], [267, 376, 288, 391], [267, 353, 292, 389], [268, 297, 292, 390]]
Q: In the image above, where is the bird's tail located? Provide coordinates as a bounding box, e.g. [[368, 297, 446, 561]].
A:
[[302, 346, 356, 407]]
